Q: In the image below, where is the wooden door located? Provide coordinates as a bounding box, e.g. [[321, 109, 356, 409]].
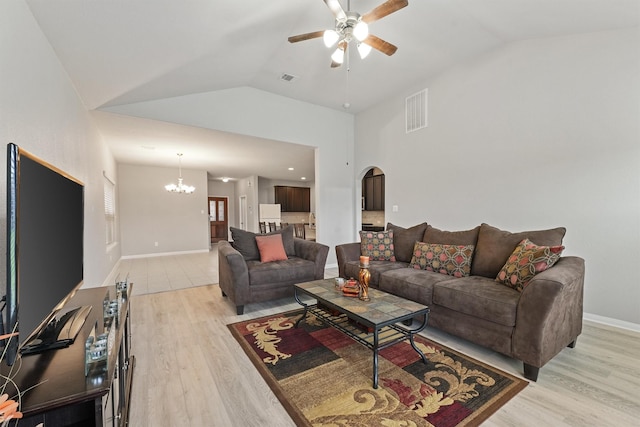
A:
[[208, 197, 228, 244]]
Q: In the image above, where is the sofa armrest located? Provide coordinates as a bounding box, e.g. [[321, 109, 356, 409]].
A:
[[218, 240, 250, 304], [336, 242, 361, 278], [294, 238, 330, 279], [512, 256, 585, 368]]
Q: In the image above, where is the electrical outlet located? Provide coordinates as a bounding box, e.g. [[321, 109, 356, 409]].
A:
[[154, 242, 158, 247]]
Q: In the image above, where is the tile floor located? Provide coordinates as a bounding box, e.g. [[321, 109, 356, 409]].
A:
[[114, 247, 339, 296]]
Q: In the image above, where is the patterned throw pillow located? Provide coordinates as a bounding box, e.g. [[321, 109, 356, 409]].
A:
[[495, 239, 564, 292], [409, 242, 475, 278], [360, 230, 396, 261]]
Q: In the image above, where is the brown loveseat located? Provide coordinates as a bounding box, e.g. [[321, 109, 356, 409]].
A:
[[336, 222, 585, 381], [219, 226, 329, 315]]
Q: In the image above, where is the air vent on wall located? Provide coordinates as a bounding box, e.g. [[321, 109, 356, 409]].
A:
[[406, 89, 428, 133], [279, 73, 298, 83]]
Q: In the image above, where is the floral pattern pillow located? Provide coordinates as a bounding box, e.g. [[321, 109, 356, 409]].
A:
[[409, 242, 475, 278], [495, 238, 564, 292], [360, 230, 396, 261]]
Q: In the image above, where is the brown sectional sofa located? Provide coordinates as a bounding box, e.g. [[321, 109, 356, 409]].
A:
[[336, 222, 585, 381]]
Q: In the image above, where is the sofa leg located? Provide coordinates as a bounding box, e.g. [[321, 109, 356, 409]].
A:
[[236, 305, 244, 315], [567, 339, 577, 348], [523, 363, 539, 382], [221, 290, 227, 297]]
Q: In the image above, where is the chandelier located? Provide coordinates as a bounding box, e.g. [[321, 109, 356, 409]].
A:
[[165, 153, 195, 194]]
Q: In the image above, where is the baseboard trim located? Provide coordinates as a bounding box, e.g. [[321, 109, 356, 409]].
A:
[[101, 257, 123, 287], [584, 312, 640, 334], [121, 249, 210, 260]]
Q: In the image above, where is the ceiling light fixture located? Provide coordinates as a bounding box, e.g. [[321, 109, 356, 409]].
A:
[[165, 153, 195, 194], [222, 177, 230, 183], [288, 0, 408, 67]]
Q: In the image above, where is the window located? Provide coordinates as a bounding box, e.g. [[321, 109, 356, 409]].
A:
[[104, 173, 115, 245]]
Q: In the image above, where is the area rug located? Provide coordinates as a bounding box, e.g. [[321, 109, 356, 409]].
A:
[[228, 309, 527, 427]]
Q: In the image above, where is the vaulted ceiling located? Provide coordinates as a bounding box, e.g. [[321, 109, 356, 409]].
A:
[[24, 0, 639, 181]]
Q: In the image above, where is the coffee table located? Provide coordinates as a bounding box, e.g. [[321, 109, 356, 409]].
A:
[[294, 278, 430, 389]]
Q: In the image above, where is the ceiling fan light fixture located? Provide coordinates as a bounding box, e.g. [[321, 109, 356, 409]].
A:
[[353, 21, 369, 42], [331, 46, 344, 64], [323, 29, 339, 47], [357, 42, 372, 59]]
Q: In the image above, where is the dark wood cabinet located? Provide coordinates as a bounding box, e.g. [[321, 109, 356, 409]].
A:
[[363, 174, 385, 211], [275, 186, 310, 212]]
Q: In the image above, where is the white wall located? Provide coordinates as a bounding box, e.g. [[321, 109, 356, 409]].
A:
[[0, 0, 119, 288], [106, 87, 356, 265], [118, 163, 209, 256], [355, 28, 640, 327]]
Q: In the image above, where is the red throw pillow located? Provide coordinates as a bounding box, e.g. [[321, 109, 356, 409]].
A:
[[255, 234, 288, 263]]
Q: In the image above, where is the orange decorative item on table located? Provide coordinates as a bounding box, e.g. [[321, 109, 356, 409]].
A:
[[358, 265, 371, 301]]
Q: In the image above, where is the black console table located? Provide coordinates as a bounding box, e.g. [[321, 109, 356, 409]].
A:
[[1, 285, 134, 426]]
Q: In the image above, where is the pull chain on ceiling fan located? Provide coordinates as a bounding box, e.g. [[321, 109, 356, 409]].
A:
[[288, 0, 408, 68]]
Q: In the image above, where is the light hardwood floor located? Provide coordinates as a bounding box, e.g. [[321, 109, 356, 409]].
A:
[[120, 250, 640, 426]]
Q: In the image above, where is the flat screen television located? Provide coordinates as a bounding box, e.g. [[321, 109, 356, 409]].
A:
[[4, 143, 89, 366]]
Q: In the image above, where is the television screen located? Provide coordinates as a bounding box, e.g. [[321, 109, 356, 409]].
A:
[[5, 143, 85, 365]]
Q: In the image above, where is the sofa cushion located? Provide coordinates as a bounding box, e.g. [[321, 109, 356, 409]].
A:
[[246, 257, 316, 285], [360, 230, 396, 261], [255, 234, 288, 263], [471, 223, 566, 279], [378, 268, 453, 307], [231, 225, 295, 260], [343, 260, 407, 288], [422, 225, 480, 246], [432, 276, 520, 327], [408, 242, 475, 278], [496, 239, 565, 292], [386, 222, 428, 262]]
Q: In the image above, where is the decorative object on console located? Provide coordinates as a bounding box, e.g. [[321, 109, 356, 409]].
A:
[[164, 153, 195, 194], [0, 394, 23, 423], [287, 0, 408, 67]]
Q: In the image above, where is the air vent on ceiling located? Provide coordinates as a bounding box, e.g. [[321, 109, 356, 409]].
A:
[[279, 73, 298, 83], [406, 89, 428, 133]]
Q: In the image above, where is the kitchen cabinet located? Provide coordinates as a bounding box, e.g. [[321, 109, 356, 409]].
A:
[[363, 174, 384, 211], [275, 186, 310, 212]]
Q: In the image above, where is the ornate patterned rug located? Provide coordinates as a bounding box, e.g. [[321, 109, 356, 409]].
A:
[[228, 309, 527, 427]]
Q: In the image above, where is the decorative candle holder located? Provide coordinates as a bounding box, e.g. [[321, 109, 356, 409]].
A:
[[358, 264, 371, 301]]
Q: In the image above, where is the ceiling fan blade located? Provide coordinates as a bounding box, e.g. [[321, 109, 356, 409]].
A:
[[324, 0, 347, 21], [362, 0, 408, 24], [288, 30, 325, 43], [364, 34, 398, 56]]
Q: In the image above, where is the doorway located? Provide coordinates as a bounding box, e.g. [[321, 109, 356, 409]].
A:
[[361, 167, 385, 231], [208, 197, 228, 244]]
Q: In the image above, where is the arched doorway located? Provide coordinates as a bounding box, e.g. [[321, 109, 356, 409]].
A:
[[361, 167, 385, 232]]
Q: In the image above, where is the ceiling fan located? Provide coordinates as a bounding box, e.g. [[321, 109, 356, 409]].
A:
[[288, 0, 408, 68]]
